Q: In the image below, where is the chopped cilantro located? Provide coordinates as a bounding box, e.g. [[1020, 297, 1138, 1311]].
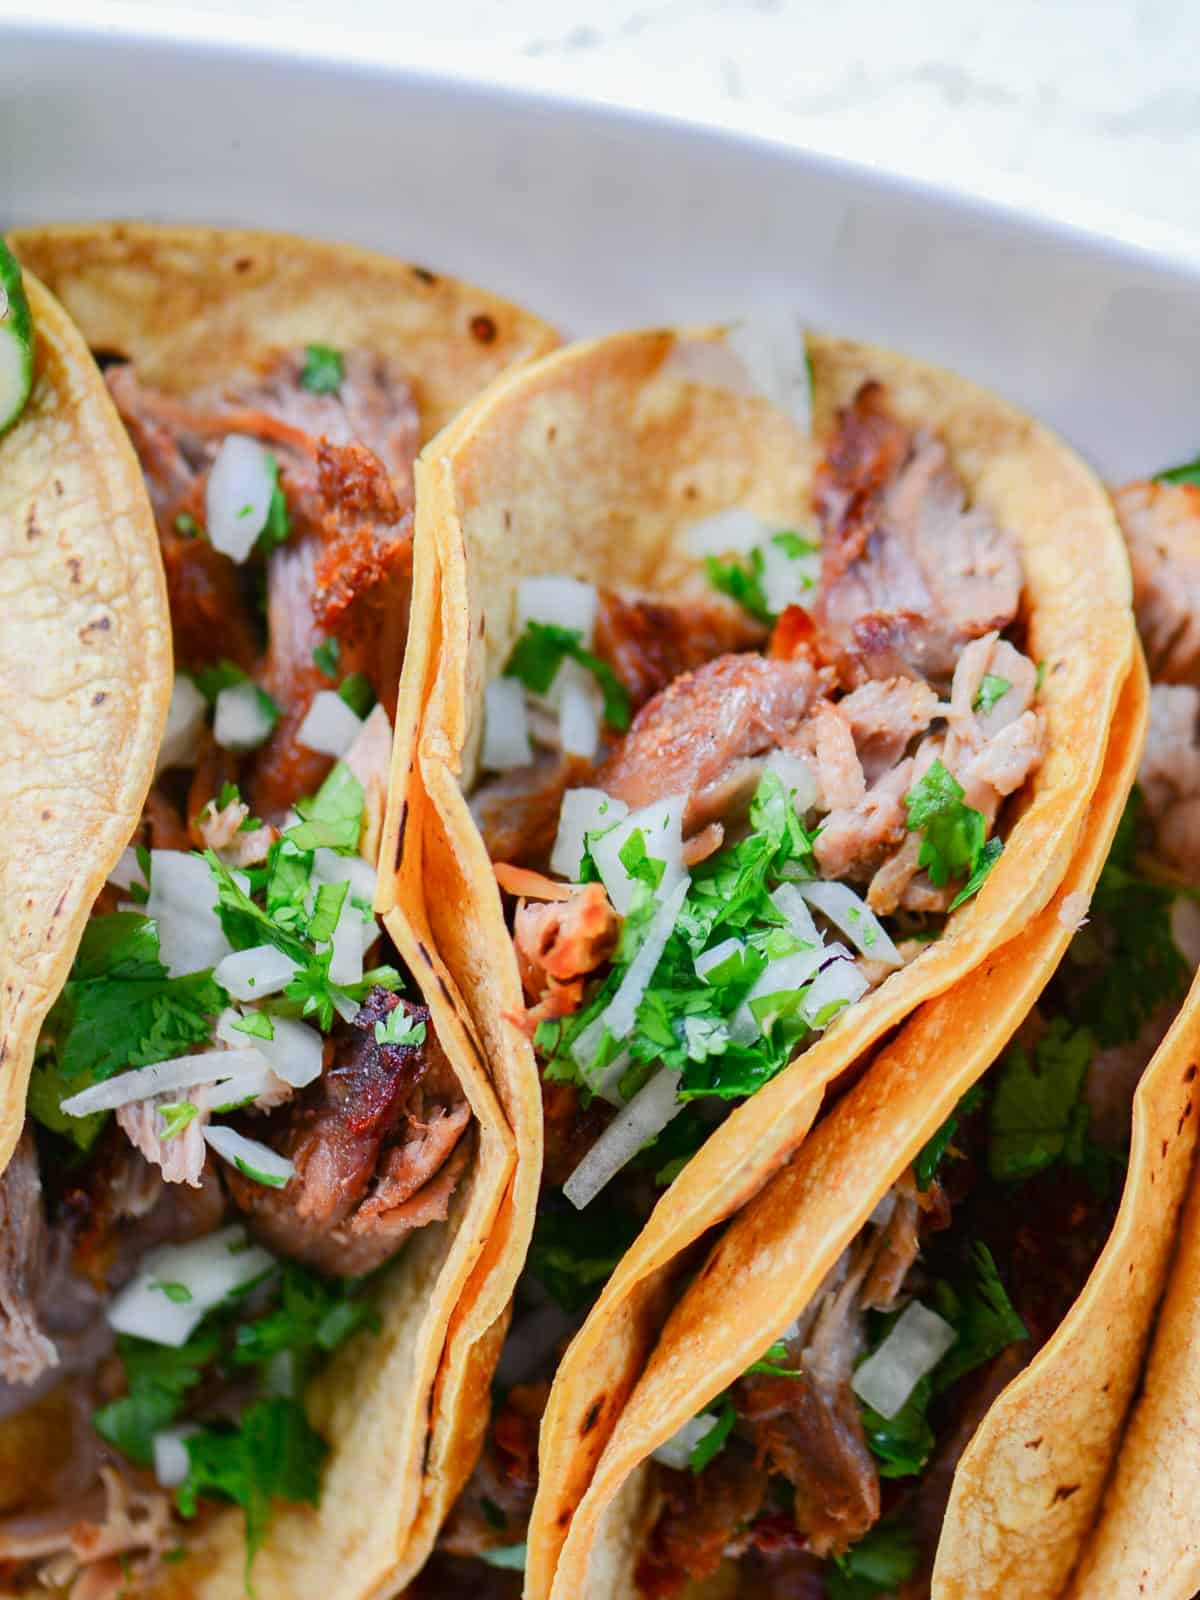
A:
[[94, 1327, 220, 1466], [231, 1262, 378, 1368], [174, 511, 202, 538], [688, 1400, 736, 1473], [905, 759, 1000, 902], [704, 547, 772, 624], [974, 674, 1012, 716], [949, 834, 1003, 911], [1155, 454, 1200, 489], [285, 762, 364, 853], [300, 343, 344, 395], [742, 1339, 802, 1379], [258, 453, 291, 555], [373, 1008, 427, 1048], [828, 1520, 918, 1599], [337, 671, 375, 719], [230, 1011, 275, 1042], [527, 1208, 640, 1314], [914, 1083, 983, 1190], [312, 636, 340, 678], [618, 828, 666, 890], [859, 1374, 936, 1479], [307, 880, 349, 945], [193, 659, 249, 705], [27, 1054, 107, 1150], [205, 852, 308, 965], [932, 1243, 1028, 1391], [503, 620, 631, 731], [988, 1019, 1093, 1183], [154, 1281, 194, 1304], [159, 1101, 200, 1140]]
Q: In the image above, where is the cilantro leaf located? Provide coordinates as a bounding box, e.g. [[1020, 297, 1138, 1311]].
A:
[[258, 453, 291, 555], [232, 1263, 377, 1368], [742, 1339, 802, 1380], [205, 852, 309, 965], [527, 1208, 640, 1314], [307, 880, 349, 945], [1156, 454, 1200, 488], [93, 1328, 220, 1466], [373, 1009, 427, 1047], [974, 674, 1012, 715], [285, 763, 364, 852], [618, 828, 666, 890], [949, 834, 1003, 911], [159, 1101, 200, 1140], [193, 659, 248, 705], [689, 1400, 736, 1473], [704, 548, 772, 624], [914, 1083, 983, 1191], [932, 1243, 1027, 1391], [175, 510, 202, 538], [988, 1019, 1092, 1182], [905, 759, 998, 897], [828, 1521, 918, 1599], [300, 343, 344, 395], [27, 1054, 107, 1150], [337, 672, 375, 719], [312, 636, 340, 678], [503, 621, 631, 730], [860, 1374, 935, 1478]]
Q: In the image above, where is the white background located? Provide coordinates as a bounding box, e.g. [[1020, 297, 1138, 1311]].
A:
[[62, 0, 1200, 246]]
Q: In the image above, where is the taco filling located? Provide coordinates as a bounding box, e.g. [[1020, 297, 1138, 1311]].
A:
[[0, 345, 471, 1597], [630, 778, 1197, 1599], [473, 379, 1045, 1216]]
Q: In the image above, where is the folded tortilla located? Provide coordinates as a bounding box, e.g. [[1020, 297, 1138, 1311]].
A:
[[551, 651, 1200, 1599], [385, 325, 1138, 1590], [2, 223, 558, 1599]]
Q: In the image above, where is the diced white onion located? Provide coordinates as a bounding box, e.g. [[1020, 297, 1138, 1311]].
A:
[[851, 1301, 958, 1419], [759, 535, 820, 614], [652, 1412, 724, 1472], [517, 576, 598, 645], [766, 750, 819, 816], [799, 881, 902, 969], [213, 681, 275, 752], [206, 435, 274, 562], [204, 1125, 295, 1188], [550, 789, 629, 881], [573, 878, 690, 1067], [327, 897, 365, 988], [481, 677, 533, 771], [255, 1016, 324, 1089], [726, 312, 812, 435], [769, 885, 823, 950], [730, 944, 830, 1043], [108, 1224, 275, 1346], [312, 847, 378, 905], [683, 507, 770, 558], [590, 1048, 633, 1108], [153, 1427, 197, 1489], [330, 989, 362, 1025], [156, 673, 208, 775], [589, 795, 688, 917], [197, 1063, 277, 1113], [563, 1066, 682, 1210], [107, 846, 147, 892], [695, 936, 748, 983], [296, 690, 363, 758], [214, 944, 298, 1001], [61, 1048, 270, 1117], [558, 679, 601, 761], [800, 955, 870, 1028], [146, 851, 232, 979]]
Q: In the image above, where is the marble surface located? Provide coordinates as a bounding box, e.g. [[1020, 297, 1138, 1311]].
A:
[[82, 0, 1200, 250]]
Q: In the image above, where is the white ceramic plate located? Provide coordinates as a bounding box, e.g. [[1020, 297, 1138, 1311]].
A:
[[3, 5, 1199, 478]]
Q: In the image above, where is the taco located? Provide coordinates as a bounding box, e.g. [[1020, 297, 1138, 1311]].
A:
[[381, 325, 1137, 1592], [0, 222, 556, 1599], [543, 648, 1200, 1600]]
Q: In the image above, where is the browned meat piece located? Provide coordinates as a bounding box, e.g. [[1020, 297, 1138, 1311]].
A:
[[140, 789, 193, 853], [1113, 478, 1200, 683], [0, 1132, 57, 1385], [513, 883, 620, 1026], [0, 1461, 172, 1598], [439, 1381, 550, 1557], [637, 1442, 769, 1598], [838, 676, 939, 783], [594, 588, 767, 714], [860, 1187, 922, 1311], [596, 655, 818, 833], [731, 1543, 827, 1599], [185, 736, 239, 835], [161, 531, 261, 674], [815, 757, 914, 885], [224, 990, 470, 1276], [1140, 683, 1200, 879], [814, 382, 1021, 687], [785, 701, 865, 811], [472, 750, 594, 870]]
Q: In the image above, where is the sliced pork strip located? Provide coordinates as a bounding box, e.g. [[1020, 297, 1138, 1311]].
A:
[[814, 757, 914, 885], [594, 587, 767, 714], [514, 883, 620, 1003], [0, 1131, 58, 1385], [473, 750, 595, 870], [1113, 477, 1200, 684], [116, 1093, 210, 1189], [838, 676, 939, 782], [595, 654, 817, 833], [814, 382, 1022, 687], [785, 701, 865, 811], [637, 1444, 769, 1599]]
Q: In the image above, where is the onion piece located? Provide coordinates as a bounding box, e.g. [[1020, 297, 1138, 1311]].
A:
[[766, 750, 819, 816], [517, 575, 598, 645], [481, 677, 533, 771], [590, 1048, 633, 1108], [759, 534, 820, 614], [107, 1224, 275, 1347], [146, 851, 232, 979], [550, 789, 628, 880], [204, 1126, 295, 1189], [769, 885, 822, 950], [799, 881, 902, 968], [330, 989, 362, 1025], [573, 878, 690, 1069], [652, 1412, 724, 1471], [157, 673, 208, 775], [726, 312, 812, 435], [107, 846, 146, 893], [683, 507, 769, 559], [296, 690, 363, 758], [694, 936, 748, 983], [312, 847, 377, 905], [558, 679, 601, 760], [61, 1048, 271, 1118], [851, 1301, 957, 1419], [730, 944, 831, 1043], [214, 944, 298, 1002], [213, 681, 275, 752], [206, 435, 273, 562], [153, 1427, 197, 1489], [256, 1016, 324, 1089], [196, 1063, 277, 1114], [589, 795, 688, 917], [327, 897, 365, 988], [563, 1066, 682, 1210], [800, 955, 870, 1028]]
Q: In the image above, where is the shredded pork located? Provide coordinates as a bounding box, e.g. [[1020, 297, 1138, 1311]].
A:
[[1113, 478, 1200, 683]]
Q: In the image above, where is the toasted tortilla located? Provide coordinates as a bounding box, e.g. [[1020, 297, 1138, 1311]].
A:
[[1063, 977, 1200, 1599], [3, 224, 559, 1599], [387, 325, 1137, 1590], [555, 656, 1177, 1599]]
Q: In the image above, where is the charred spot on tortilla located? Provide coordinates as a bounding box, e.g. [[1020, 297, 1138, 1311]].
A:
[[66, 556, 81, 583], [581, 1399, 604, 1436], [1052, 1484, 1081, 1504], [470, 313, 498, 344], [90, 346, 128, 371], [411, 265, 437, 285]]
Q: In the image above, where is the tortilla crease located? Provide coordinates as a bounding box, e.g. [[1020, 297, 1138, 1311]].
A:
[[3, 224, 560, 1600], [1064, 976, 1200, 1600], [555, 657, 1172, 1600], [392, 324, 1136, 1590]]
